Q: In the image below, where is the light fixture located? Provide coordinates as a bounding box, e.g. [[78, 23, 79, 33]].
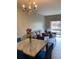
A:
[[22, 0, 38, 15]]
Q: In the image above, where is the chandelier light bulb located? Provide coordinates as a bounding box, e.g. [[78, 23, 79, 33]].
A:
[[29, 6, 31, 9], [33, 2, 36, 5], [22, 4, 26, 8], [35, 5, 37, 8]]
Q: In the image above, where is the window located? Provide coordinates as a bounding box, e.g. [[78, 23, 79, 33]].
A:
[[50, 21, 61, 37]]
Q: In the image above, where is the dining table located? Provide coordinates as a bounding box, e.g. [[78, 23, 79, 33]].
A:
[[17, 38, 48, 58]]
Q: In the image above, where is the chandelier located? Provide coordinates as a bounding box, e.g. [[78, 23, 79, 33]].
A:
[[22, 0, 38, 15]]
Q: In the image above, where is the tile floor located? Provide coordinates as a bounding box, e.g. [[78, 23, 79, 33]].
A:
[[52, 36, 61, 59]]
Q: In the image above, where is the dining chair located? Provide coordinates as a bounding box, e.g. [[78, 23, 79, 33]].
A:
[[17, 50, 33, 59], [17, 37, 21, 43], [35, 43, 54, 59], [17, 50, 25, 59]]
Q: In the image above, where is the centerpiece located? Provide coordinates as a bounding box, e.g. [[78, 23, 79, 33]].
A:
[[26, 28, 32, 43]]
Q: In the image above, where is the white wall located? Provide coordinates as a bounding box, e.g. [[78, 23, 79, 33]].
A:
[[17, 8, 45, 37]]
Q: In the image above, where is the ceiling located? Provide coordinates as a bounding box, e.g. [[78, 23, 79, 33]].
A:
[[17, 0, 61, 16]]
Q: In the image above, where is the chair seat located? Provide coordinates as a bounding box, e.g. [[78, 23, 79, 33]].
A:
[[36, 43, 54, 59], [36, 50, 46, 59]]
